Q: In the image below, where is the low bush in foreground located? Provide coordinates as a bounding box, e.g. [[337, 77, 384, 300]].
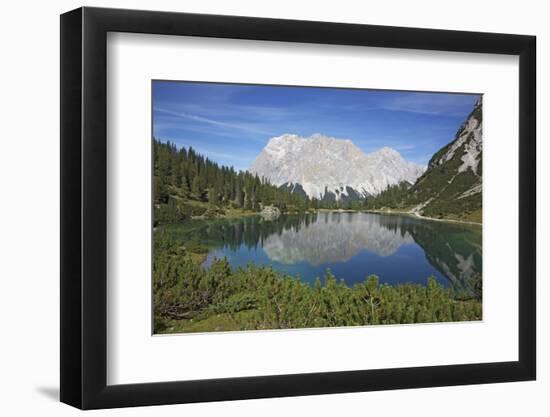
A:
[[153, 233, 482, 333]]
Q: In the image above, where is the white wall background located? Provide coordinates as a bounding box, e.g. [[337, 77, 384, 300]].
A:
[[0, 0, 545, 415]]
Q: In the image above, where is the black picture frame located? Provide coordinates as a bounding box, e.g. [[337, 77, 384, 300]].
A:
[[60, 6, 536, 410]]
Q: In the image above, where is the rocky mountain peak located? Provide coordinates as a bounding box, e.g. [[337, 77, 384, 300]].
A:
[[249, 134, 425, 200]]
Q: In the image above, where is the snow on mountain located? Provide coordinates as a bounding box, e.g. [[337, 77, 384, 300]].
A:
[[262, 212, 414, 265], [248, 133, 425, 200]]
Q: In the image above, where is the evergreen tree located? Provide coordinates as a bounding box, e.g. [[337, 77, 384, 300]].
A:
[[191, 176, 203, 200], [180, 177, 190, 198], [152, 139, 353, 224], [208, 186, 219, 205]]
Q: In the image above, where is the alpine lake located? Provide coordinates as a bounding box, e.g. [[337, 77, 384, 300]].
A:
[[161, 211, 482, 297]]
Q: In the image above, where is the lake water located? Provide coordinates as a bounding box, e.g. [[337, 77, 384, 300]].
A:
[[164, 212, 482, 296]]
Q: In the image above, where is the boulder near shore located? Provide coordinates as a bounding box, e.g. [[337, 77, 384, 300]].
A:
[[260, 205, 281, 220]]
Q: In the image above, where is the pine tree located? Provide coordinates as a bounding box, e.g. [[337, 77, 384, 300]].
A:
[[180, 176, 190, 197], [152, 139, 333, 222], [191, 176, 203, 200], [208, 186, 219, 205], [235, 181, 244, 207]]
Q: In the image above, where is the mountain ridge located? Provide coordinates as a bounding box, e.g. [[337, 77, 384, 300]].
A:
[[366, 97, 482, 222], [249, 133, 425, 201]]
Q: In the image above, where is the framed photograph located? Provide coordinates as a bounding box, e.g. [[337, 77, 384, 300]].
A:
[[60, 7, 536, 409]]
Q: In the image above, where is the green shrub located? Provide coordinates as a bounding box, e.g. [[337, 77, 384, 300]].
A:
[[153, 234, 482, 333]]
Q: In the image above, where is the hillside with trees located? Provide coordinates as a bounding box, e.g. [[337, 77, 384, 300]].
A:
[[366, 99, 483, 223], [153, 140, 319, 225]]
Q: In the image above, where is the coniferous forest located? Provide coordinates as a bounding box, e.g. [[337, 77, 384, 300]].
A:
[[154, 139, 316, 225], [153, 139, 368, 227], [153, 139, 482, 334], [364, 100, 483, 223], [151, 82, 483, 334]]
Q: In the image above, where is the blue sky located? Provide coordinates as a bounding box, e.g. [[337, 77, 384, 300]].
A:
[[153, 81, 480, 171]]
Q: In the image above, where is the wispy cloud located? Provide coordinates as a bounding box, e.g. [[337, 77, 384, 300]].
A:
[[161, 101, 296, 121], [154, 108, 275, 137], [191, 148, 254, 163], [317, 92, 479, 118], [153, 81, 480, 169], [156, 138, 258, 172], [154, 118, 261, 141], [378, 93, 478, 116]]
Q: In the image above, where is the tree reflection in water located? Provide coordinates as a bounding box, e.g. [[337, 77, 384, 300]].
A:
[[164, 212, 482, 298]]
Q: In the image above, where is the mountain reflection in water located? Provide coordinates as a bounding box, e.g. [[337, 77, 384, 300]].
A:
[[164, 212, 482, 297], [262, 212, 414, 264]]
